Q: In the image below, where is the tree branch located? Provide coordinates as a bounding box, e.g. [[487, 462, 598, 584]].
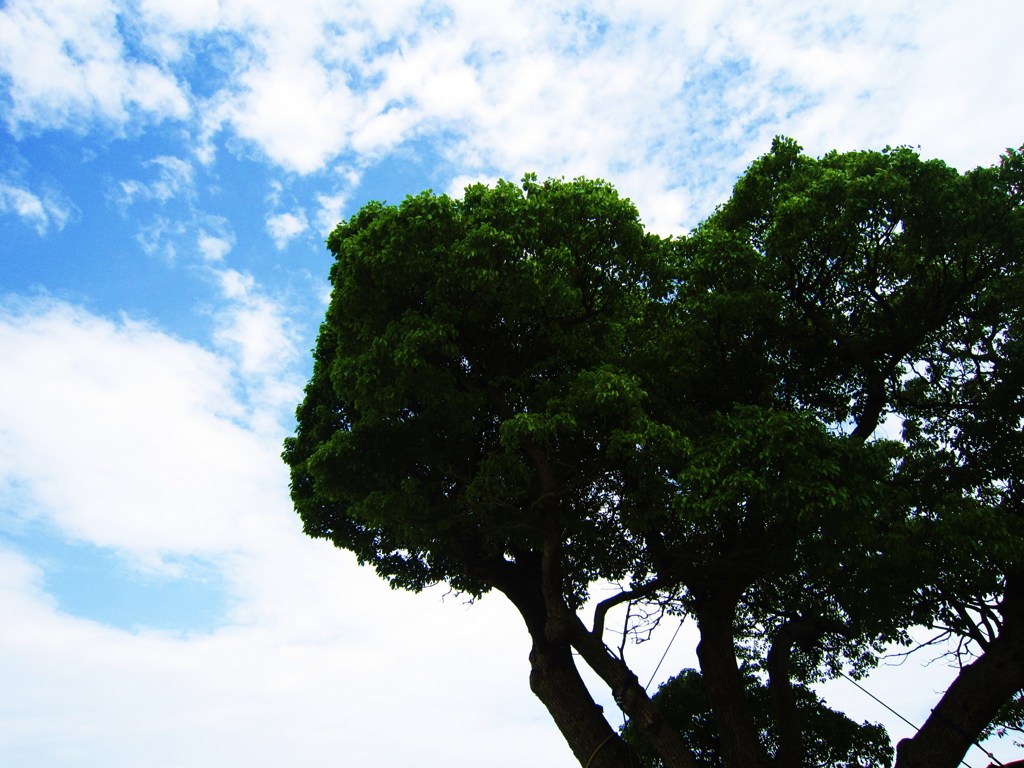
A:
[[592, 577, 666, 640], [565, 609, 702, 768], [766, 616, 855, 768]]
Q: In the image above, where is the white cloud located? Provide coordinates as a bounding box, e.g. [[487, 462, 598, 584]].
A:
[[117, 156, 196, 208], [0, 297, 257, 557], [197, 229, 235, 262], [0, 0, 189, 134], [0, 181, 75, 234], [0, 294, 576, 767], [265, 209, 309, 249], [214, 59, 356, 174], [0, 183, 45, 228], [314, 181, 359, 235], [190, 1, 1018, 229], [0, 541, 572, 768], [134, 0, 222, 63], [4, 0, 1021, 232], [208, 269, 303, 424], [887, 5, 1024, 167]]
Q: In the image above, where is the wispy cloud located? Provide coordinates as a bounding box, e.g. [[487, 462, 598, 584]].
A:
[[115, 156, 196, 208], [265, 210, 309, 249], [208, 268, 303, 423], [113, 159, 238, 265], [197, 230, 235, 262], [135, 215, 187, 260], [0, 180, 75, 234], [314, 189, 353, 235]]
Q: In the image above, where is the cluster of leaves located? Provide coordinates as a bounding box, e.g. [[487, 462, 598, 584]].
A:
[[623, 668, 893, 768], [286, 174, 670, 601]]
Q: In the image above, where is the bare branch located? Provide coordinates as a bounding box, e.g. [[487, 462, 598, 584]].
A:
[[618, 600, 632, 659], [592, 577, 666, 640]]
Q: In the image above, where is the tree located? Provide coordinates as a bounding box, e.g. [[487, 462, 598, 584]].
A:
[[688, 139, 1024, 768], [284, 141, 1024, 768], [285, 175, 690, 767], [885, 143, 1024, 765]]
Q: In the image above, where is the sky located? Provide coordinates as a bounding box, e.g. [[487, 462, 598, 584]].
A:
[[1, 1, 1022, 766]]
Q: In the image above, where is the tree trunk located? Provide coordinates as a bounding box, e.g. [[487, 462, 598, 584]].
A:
[[694, 600, 770, 768], [896, 573, 1024, 768], [490, 555, 638, 768], [766, 616, 851, 768], [766, 630, 803, 768], [527, 636, 638, 768], [564, 612, 702, 768]]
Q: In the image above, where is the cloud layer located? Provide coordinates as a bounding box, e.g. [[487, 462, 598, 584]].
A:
[[4, 1, 1020, 233]]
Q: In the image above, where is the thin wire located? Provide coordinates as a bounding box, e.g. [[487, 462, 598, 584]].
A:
[[838, 670, 920, 731], [584, 734, 615, 768], [628, 638, 1003, 768], [838, 671, 985, 768], [645, 618, 684, 691], [629, 625, 998, 768]]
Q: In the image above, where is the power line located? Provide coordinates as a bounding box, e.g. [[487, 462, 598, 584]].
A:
[[837, 670, 1002, 768], [630, 633, 1004, 768], [645, 618, 684, 691], [838, 670, 920, 731]]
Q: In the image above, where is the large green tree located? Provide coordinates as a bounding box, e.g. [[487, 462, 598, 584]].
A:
[[680, 139, 1024, 768], [284, 140, 1024, 768]]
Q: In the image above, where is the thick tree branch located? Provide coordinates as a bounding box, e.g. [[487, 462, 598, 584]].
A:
[[896, 571, 1024, 768], [565, 609, 701, 768], [693, 592, 771, 768], [766, 616, 855, 768], [850, 369, 887, 442], [486, 549, 640, 768], [528, 532, 699, 768]]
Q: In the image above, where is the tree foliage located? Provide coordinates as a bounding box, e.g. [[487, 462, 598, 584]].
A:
[[284, 140, 1024, 768], [623, 668, 893, 768]]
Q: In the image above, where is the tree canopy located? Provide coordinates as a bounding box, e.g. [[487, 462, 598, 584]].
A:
[[284, 139, 1024, 768]]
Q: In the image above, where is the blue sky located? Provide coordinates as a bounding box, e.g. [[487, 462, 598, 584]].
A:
[[1, 2, 1022, 766]]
